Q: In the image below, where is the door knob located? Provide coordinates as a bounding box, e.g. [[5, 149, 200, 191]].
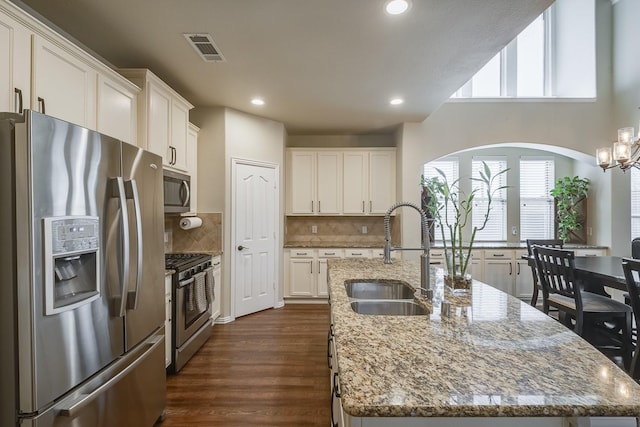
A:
[[237, 245, 249, 251]]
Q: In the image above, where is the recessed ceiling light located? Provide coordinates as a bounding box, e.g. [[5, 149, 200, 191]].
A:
[[385, 0, 411, 15], [390, 98, 404, 106], [251, 98, 265, 106]]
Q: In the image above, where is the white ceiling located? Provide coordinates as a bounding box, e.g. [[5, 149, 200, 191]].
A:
[[15, 0, 554, 134]]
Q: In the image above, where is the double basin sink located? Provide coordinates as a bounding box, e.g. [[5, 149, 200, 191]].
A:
[[345, 280, 429, 316]]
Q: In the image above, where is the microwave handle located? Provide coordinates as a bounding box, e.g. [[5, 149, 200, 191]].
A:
[[181, 180, 190, 207]]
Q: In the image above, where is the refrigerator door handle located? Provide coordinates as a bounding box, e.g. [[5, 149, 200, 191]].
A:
[[113, 177, 130, 317], [56, 334, 164, 417], [126, 178, 143, 310]]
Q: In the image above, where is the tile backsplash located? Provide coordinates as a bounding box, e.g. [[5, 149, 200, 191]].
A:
[[165, 212, 223, 254], [285, 216, 400, 246]]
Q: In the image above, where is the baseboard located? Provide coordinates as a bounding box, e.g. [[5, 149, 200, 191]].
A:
[[284, 298, 330, 305], [214, 315, 234, 324], [274, 299, 285, 309]]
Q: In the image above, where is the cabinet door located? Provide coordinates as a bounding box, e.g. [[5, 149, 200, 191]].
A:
[[288, 258, 315, 296], [289, 151, 316, 214], [317, 259, 329, 297], [170, 100, 189, 171], [343, 152, 367, 214], [147, 82, 171, 162], [0, 12, 31, 113], [316, 152, 342, 214], [32, 36, 96, 128], [368, 150, 396, 214], [164, 275, 172, 368], [515, 258, 534, 301], [211, 257, 222, 321], [484, 250, 514, 294], [97, 74, 137, 144], [186, 124, 199, 214]]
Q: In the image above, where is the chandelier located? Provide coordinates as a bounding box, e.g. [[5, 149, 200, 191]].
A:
[[596, 127, 639, 171]]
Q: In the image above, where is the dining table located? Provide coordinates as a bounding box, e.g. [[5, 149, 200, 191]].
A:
[[523, 254, 629, 295]]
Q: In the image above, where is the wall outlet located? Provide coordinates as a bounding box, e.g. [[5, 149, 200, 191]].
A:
[[164, 232, 169, 243], [511, 226, 517, 236], [311, 225, 317, 234], [587, 226, 593, 236], [361, 226, 368, 234]]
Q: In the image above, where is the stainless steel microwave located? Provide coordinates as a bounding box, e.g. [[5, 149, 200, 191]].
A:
[[163, 169, 190, 214]]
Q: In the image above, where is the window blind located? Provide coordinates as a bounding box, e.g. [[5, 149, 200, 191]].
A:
[[423, 160, 459, 241], [472, 159, 507, 241], [520, 159, 554, 240], [631, 168, 640, 238]]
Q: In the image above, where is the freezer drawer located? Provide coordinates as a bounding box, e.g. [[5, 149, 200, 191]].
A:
[[21, 329, 166, 427]]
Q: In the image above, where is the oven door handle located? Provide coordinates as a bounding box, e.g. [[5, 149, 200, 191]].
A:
[[178, 277, 195, 288]]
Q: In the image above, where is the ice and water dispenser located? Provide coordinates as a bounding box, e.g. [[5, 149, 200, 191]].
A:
[[43, 216, 100, 315]]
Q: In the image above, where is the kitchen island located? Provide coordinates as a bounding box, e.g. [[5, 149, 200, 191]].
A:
[[327, 258, 640, 427]]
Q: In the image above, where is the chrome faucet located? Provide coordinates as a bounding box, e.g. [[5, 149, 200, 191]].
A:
[[383, 202, 431, 298]]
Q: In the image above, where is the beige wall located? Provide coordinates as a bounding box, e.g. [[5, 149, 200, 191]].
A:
[[190, 107, 286, 320]]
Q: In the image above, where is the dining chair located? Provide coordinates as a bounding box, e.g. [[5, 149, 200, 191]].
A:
[[526, 239, 563, 307], [533, 246, 632, 368], [622, 257, 640, 379]]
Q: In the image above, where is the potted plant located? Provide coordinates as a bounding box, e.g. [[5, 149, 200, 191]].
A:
[[550, 176, 589, 243], [421, 162, 508, 292]]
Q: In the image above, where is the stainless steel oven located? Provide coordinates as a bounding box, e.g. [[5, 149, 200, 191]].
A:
[[165, 253, 213, 373]]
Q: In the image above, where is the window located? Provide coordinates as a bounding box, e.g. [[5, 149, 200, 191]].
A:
[[472, 158, 507, 241], [423, 159, 459, 241], [520, 158, 554, 240], [452, 11, 550, 98], [632, 168, 640, 238]]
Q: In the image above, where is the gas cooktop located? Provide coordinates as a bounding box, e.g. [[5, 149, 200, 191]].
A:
[[165, 253, 211, 271]]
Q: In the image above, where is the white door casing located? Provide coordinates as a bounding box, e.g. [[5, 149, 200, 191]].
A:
[[232, 160, 278, 318]]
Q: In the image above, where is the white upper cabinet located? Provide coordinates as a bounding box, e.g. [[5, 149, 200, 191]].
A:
[[96, 74, 138, 144], [0, 11, 31, 113], [0, 2, 139, 140], [368, 150, 396, 214], [120, 69, 194, 171], [342, 152, 367, 214], [32, 35, 97, 129], [287, 148, 395, 216], [288, 151, 316, 214]]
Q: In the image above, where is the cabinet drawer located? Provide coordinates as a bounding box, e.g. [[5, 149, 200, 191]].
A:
[[485, 250, 513, 260], [290, 249, 313, 258], [344, 249, 371, 258], [318, 249, 344, 258], [574, 249, 607, 257], [371, 249, 399, 259], [429, 249, 445, 259]]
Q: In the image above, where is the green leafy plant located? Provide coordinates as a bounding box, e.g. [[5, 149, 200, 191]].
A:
[[550, 176, 589, 243], [421, 162, 508, 288]]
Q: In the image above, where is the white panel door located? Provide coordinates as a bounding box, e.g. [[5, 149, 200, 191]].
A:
[[234, 162, 277, 317], [147, 83, 171, 161], [343, 152, 367, 214]]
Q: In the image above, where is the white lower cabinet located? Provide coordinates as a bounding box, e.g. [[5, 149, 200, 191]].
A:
[[211, 256, 222, 322], [164, 274, 172, 368]]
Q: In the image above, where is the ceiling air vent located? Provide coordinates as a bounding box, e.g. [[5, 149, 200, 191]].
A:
[[183, 33, 225, 62]]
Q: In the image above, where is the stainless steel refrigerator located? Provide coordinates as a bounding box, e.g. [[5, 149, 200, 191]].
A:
[[0, 111, 166, 427]]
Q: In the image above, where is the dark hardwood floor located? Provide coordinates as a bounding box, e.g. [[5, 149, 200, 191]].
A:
[[162, 304, 331, 427]]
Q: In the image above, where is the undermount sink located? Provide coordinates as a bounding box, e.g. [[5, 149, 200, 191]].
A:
[[350, 300, 429, 316], [345, 280, 415, 300]]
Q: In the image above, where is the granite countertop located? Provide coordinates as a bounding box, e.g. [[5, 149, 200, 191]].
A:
[[286, 241, 608, 250], [327, 258, 640, 418]]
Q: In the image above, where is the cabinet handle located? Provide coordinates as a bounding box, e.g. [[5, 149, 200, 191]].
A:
[[311, 200, 314, 212], [172, 146, 177, 165], [318, 200, 321, 213], [37, 97, 46, 114], [14, 88, 23, 114], [352, 253, 362, 256], [327, 325, 334, 369], [295, 252, 307, 256], [330, 372, 341, 427], [517, 263, 520, 275], [369, 200, 372, 212], [325, 252, 335, 256], [362, 201, 365, 213], [493, 253, 505, 257], [310, 262, 313, 274], [509, 262, 513, 275]]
